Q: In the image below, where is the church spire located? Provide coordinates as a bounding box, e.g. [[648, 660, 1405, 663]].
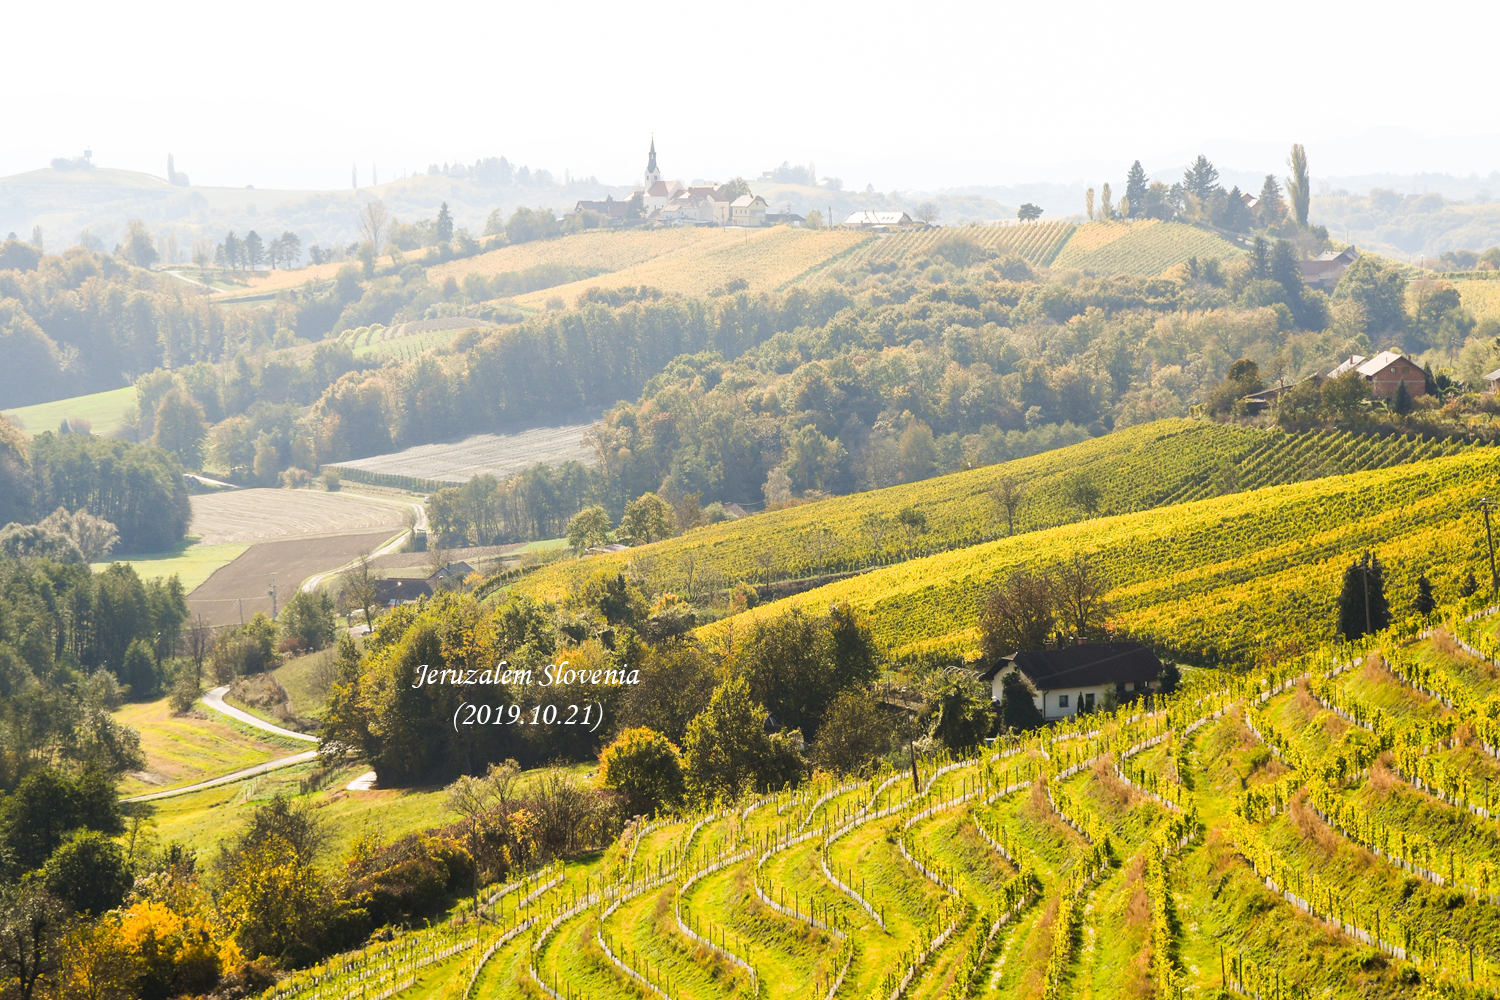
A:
[[644, 137, 661, 187]]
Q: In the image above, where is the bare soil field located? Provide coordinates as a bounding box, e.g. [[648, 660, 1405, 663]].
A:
[[188, 529, 401, 626], [189, 489, 410, 545], [327, 422, 597, 483]]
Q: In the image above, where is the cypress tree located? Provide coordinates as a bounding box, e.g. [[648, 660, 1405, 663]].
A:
[[1414, 573, 1436, 616], [1337, 552, 1390, 641], [1393, 380, 1414, 416], [1125, 162, 1148, 219]]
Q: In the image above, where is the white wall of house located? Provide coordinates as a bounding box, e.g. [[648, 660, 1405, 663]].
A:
[[989, 664, 1157, 720]]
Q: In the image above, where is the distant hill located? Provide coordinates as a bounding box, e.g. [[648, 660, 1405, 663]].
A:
[[0, 164, 630, 260]]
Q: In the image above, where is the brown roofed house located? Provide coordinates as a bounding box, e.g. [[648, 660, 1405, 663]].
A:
[[1326, 351, 1426, 400], [1298, 246, 1359, 289]]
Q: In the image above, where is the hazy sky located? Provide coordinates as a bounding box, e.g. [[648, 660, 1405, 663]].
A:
[[9, 0, 1499, 192]]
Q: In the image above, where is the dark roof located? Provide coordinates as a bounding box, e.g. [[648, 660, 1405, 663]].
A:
[[980, 642, 1161, 688], [373, 578, 432, 605]]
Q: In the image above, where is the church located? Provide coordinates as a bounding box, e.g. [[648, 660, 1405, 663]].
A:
[[574, 140, 765, 226]]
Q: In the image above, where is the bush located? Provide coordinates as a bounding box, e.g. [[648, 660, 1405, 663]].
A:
[[168, 669, 201, 715], [599, 727, 684, 816]]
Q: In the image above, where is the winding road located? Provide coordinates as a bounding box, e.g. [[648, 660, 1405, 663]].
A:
[[123, 686, 318, 804]]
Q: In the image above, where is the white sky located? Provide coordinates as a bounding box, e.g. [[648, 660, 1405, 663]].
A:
[[7, 0, 1499, 192]]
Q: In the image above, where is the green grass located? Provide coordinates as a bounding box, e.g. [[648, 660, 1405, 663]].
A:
[[273, 646, 338, 720], [3, 385, 137, 436], [93, 539, 248, 591], [114, 695, 307, 797]]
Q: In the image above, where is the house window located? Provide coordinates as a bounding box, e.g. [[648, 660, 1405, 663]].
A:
[[1058, 694, 1069, 708]]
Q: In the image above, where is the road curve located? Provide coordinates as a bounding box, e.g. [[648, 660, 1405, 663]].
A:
[[202, 685, 318, 743]]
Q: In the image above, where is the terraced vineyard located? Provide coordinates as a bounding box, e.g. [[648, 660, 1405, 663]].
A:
[[512, 421, 1481, 655], [1050, 220, 1245, 275], [260, 612, 1500, 1000], [838, 221, 1077, 269]]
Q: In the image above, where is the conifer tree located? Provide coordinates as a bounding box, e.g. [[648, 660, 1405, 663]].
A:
[[436, 202, 454, 243], [1125, 161, 1148, 219], [1337, 551, 1390, 641], [1414, 573, 1436, 615]]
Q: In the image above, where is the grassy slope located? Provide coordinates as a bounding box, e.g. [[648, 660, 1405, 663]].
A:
[[1050, 220, 1246, 275], [92, 540, 249, 592], [115, 696, 308, 797], [2, 385, 136, 436]]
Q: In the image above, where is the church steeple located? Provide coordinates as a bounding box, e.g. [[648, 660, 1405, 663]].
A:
[[644, 137, 661, 187]]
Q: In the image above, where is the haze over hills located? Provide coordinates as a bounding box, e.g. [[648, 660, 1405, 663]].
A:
[[8, 142, 1500, 261]]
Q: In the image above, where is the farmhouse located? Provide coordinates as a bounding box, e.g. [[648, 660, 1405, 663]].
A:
[[979, 641, 1164, 720], [1326, 350, 1426, 400], [1297, 246, 1359, 289], [730, 194, 768, 226], [1483, 366, 1500, 393], [844, 210, 917, 228]]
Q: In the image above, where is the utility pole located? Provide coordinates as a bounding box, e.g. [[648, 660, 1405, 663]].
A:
[[268, 572, 278, 619], [1479, 498, 1499, 596]]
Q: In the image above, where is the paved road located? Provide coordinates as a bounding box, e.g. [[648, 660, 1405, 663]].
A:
[[202, 685, 318, 742], [123, 749, 319, 803], [121, 686, 321, 803], [299, 492, 428, 595]]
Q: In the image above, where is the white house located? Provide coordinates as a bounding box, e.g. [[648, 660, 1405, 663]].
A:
[[979, 642, 1164, 721], [730, 194, 768, 226], [843, 210, 916, 228]]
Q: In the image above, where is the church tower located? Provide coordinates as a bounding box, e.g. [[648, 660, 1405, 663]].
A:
[[644, 137, 661, 187]]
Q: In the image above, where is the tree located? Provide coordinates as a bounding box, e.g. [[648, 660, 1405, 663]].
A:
[[927, 670, 993, 752], [1125, 161, 1148, 219], [979, 570, 1055, 659], [0, 768, 124, 873], [682, 678, 796, 804], [340, 555, 382, 626], [1183, 155, 1220, 203], [1320, 370, 1371, 421], [1017, 203, 1043, 222], [121, 638, 158, 696], [1336, 551, 1390, 641], [990, 476, 1024, 536], [1392, 380, 1414, 416], [1414, 573, 1436, 615], [1217, 187, 1251, 232], [1335, 256, 1407, 335], [1258, 174, 1285, 223], [37, 507, 118, 562], [1085, 188, 1095, 221], [151, 389, 207, 468], [897, 420, 937, 482], [734, 605, 878, 740], [1462, 572, 1480, 598], [722, 178, 752, 201], [805, 208, 824, 229], [567, 505, 613, 554], [242, 231, 264, 271], [0, 884, 65, 1000], [118, 220, 157, 269], [1100, 183, 1114, 219], [619, 493, 674, 545], [599, 727, 684, 815], [1286, 144, 1310, 227], [0, 523, 83, 564], [998, 671, 1043, 732], [615, 641, 716, 746], [277, 230, 301, 268], [444, 761, 516, 924], [915, 201, 941, 226], [1065, 473, 1102, 516], [1051, 553, 1112, 640], [358, 200, 388, 254], [896, 505, 928, 556], [41, 831, 132, 915], [279, 590, 335, 651], [811, 688, 890, 776], [435, 202, 454, 243]]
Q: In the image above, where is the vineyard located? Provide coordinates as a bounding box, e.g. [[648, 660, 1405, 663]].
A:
[[256, 609, 1500, 1000], [513, 421, 1482, 654], [1050, 221, 1245, 275], [683, 446, 1496, 665], [836, 221, 1077, 270], [508, 227, 871, 305], [337, 317, 494, 360], [1453, 277, 1500, 326]]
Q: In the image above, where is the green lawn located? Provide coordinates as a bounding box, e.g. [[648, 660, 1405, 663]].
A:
[[115, 695, 308, 797], [3, 385, 136, 436], [93, 539, 247, 591]]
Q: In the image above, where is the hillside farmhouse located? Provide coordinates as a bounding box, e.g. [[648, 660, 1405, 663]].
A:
[[1327, 351, 1426, 400], [1298, 246, 1359, 289], [844, 211, 917, 229], [978, 642, 1164, 721]]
